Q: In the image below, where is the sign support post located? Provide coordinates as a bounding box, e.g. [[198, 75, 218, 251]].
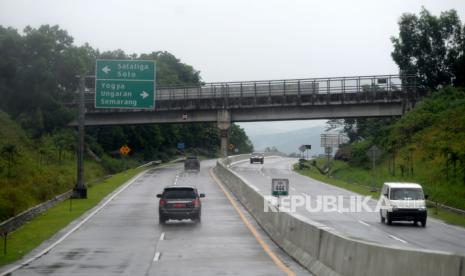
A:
[[74, 75, 87, 198]]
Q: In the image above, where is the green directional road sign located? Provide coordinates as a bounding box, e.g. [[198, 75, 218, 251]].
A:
[[95, 60, 155, 109]]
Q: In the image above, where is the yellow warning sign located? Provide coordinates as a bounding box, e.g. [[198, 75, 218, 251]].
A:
[[119, 145, 131, 156]]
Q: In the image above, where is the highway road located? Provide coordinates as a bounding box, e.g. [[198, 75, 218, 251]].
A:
[[231, 157, 465, 255], [3, 160, 310, 276]]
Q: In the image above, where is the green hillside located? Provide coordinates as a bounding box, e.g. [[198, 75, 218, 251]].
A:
[[318, 87, 465, 210], [0, 111, 105, 220]]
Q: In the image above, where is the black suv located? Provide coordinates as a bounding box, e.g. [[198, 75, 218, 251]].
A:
[[157, 186, 205, 224]]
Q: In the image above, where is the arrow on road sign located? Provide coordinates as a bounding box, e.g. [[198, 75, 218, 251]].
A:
[[102, 66, 111, 74], [140, 91, 149, 99]]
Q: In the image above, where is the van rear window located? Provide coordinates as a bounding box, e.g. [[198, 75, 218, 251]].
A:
[[390, 188, 424, 200], [163, 188, 196, 199]]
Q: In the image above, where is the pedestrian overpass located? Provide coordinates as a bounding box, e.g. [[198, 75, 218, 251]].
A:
[[72, 74, 418, 156]]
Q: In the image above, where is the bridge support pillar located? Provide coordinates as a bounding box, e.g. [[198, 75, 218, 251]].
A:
[[217, 110, 231, 158]]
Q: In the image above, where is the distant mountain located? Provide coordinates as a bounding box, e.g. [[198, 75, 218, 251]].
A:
[[247, 125, 326, 155]]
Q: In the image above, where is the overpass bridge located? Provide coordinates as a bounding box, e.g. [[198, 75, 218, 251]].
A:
[[73, 74, 418, 156], [81, 74, 417, 125]]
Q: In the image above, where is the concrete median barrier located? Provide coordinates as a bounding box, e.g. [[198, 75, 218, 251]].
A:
[[214, 156, 465, 276]]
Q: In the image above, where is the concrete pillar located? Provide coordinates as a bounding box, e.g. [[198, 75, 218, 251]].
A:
[[217, 110, 231, 158], [220, 135, 228, 158]]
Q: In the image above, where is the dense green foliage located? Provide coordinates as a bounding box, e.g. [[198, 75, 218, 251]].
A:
[[332, 87, 465, 209], [0, 111, 106, 220], [0, 24, 253, 221], [330, 8, 465, 210], [391, 8, 465, 89], [229, 124, 254, 154]]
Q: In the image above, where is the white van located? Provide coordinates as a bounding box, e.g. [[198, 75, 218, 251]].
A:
[[379, 182, 428, 227]]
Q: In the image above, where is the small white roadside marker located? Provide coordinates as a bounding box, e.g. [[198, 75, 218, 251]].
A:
[[153, 252, 161, 262]]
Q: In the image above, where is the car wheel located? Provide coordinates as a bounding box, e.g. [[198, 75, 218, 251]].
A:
[[420, 219, 426, 227], [261, 160, 264, 164], [159, 215, 165, 224], [380, 211, 385, 223], [193, 214, 201, 223], [386, 213, 392, 225]]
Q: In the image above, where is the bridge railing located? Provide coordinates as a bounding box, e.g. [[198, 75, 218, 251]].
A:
[[156, 74, 412, 100], [78, 74, 416, 111]]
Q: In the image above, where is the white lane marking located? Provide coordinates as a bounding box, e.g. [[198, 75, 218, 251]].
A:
[[0, 170, 148, 276], [358, 220, 370, 226], [388, 234, 408, 244], [159, 232, 165, 241], [173, 172, 179, 186], [153, 252, 161, 262]]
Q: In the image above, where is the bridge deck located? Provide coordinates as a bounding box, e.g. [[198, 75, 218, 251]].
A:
[[80, 75, 416, 113]]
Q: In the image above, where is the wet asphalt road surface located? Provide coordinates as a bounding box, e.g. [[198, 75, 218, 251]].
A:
[[231, 157, 465, 255], [6, 160, 310, 276]]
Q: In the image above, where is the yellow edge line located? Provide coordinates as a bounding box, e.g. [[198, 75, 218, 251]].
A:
[[209, 168, 295, 276]]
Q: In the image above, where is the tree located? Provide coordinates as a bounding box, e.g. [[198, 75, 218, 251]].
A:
[[229, 124, 254, 153], [52, 130, 75, 164], [391, 8, 465, 89], [1, 144, 18, 177]]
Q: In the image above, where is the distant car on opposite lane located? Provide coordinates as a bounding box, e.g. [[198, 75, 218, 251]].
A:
[[157, 186, 205, 224], [250, 152, 264, 164]]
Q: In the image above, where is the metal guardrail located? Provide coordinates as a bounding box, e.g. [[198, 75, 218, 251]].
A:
[[71, 74, 417, 112]]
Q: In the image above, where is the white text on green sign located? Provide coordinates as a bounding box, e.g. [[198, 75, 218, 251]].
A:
[[96, 60, 155, 81], [95, 59, 156, 109], [96, 80, 154, 109], [272, 178, 289, 197]]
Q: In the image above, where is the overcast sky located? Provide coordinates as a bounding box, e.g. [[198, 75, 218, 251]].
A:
[[1, 0, 464, 134]]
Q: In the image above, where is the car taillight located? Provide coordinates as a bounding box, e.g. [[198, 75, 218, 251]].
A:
[[192, 198, 200, 207], [159, 199, 166, 207]]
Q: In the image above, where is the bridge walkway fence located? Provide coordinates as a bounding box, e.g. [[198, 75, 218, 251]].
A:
[[79, 74, 416, 112]]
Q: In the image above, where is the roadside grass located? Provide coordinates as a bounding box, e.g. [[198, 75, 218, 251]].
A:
[[0, 166, 146, 268], [294, 160, 465, 228], [427, 208, 465, 228]]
